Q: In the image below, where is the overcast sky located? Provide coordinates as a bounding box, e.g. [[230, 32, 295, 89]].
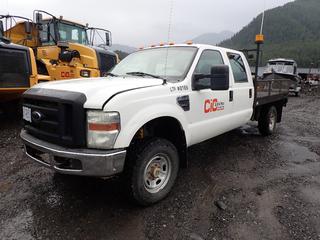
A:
[[1, 0, 293, 47]]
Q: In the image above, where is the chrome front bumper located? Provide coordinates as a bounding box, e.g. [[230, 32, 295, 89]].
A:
[[20, 130, 126, 177]]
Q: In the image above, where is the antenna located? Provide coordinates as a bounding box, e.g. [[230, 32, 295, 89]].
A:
[[167, 0, 174, 43], [164, 0, 174, 82], [254, 0, 266, 82], [260, 0, 266, 34], [260, 10, 265, 34]]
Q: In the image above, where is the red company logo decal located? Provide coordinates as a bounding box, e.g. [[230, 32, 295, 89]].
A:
[[204, 98, 225, 113], [61, 72, 70, 78]]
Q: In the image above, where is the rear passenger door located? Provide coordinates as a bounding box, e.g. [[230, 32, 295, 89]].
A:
[[227, 52, 254, 125]]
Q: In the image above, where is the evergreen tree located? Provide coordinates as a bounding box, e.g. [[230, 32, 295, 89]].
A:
[[220, 0, 320, 67]]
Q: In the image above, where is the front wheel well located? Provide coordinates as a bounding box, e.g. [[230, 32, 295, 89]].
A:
[[129, 117, 188, 168]]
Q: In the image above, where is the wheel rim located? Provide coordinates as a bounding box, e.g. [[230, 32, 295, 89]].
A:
[[268, 110, 276, 131], [143, 153, 171, 193]]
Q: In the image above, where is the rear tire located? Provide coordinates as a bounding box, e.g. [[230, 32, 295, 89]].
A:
[[124, 138, 179, 206], [258, 106, 277, 136]]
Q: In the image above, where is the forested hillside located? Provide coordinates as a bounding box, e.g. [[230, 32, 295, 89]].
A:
[[221, 0, 320, 67]]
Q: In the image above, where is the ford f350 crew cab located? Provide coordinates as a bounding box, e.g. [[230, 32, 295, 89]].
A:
[[21, 44, 290, 205]]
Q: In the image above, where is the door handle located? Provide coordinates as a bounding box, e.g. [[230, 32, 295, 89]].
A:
[[229, 90, 233, 102], [249, 89, 253, 98]]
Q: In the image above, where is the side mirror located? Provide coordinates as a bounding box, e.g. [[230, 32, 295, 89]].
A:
[[0, 20, 3, 36], [36, 13, 43, 24], [39, 24, 49, 42], [193, 65, 229, 91], [0, 20, 11, 44], [105, 32, 111, 46], [210, 65, 229, 90], [24, 22, 32, 35]]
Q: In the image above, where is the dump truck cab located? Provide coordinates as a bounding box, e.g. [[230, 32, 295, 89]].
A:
[[33, 10, 118, 80], [2, 11, 118, 84]]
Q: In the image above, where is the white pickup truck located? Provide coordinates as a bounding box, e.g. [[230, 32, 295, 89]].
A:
[[21, 44, 289, 205]]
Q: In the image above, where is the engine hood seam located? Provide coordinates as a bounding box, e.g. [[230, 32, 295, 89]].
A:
[[102, 85, 161, 109]]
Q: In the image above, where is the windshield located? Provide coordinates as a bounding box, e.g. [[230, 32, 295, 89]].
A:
[[58, 22, 88, 44], [39, 20, 88, 45], [111, 47, 198, 82]]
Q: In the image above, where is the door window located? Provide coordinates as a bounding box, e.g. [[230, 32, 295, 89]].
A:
[[194, 50, 224, 87], [228, 53, 248, 83]]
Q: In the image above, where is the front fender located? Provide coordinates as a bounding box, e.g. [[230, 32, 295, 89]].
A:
[[113, 103, 190, 148]]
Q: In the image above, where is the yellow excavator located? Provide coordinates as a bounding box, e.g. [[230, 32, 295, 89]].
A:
[[0, 11, 118, 103]]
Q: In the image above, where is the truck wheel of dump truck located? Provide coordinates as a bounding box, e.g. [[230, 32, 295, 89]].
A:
[[258, 106, 277, 136], [125, 138, 179, 206]]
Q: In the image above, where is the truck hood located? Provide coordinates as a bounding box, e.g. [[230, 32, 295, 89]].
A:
[[34, 77, 164, 109]]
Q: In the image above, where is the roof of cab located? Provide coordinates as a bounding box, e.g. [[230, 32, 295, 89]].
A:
[[42, 17, 86, 27], [141, 43, 243, 54], [268, 58, 296, 63]]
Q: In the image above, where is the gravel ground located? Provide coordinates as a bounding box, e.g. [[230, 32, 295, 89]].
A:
[[0, 95, 319, 240]]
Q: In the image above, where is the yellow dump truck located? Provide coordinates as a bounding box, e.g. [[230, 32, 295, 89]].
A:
[[0, 19, 38, 103], [1, 11, 118, 102]]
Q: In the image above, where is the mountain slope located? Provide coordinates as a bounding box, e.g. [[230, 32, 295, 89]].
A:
[[220, 0, 320, 67], [192, 31, 234, 45]]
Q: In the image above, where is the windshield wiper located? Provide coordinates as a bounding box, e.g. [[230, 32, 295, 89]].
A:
[[126, 72, 161, 79], [126, 72, 167, 84], [105, 72, 118, 77]]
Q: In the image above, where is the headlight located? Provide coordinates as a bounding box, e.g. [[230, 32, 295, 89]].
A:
[[87, 111, 120, 149], [80, 70, 90, 77]]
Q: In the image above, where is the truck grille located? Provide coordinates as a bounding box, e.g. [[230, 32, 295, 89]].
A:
[[0, 43, 31, 88], [22, 89, 87, 147]]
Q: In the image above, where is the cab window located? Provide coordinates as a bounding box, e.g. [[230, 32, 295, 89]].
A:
[[228, 53, 248, 83], [39, 23, 55, 45], [194, 50, 224, 87]]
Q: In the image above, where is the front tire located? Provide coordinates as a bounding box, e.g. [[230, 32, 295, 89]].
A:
[[258, 106, 278, 136], [125, 138, 179, 206]]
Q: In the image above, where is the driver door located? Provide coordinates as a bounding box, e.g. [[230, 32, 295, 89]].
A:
[[187, 49, 233, 145]]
